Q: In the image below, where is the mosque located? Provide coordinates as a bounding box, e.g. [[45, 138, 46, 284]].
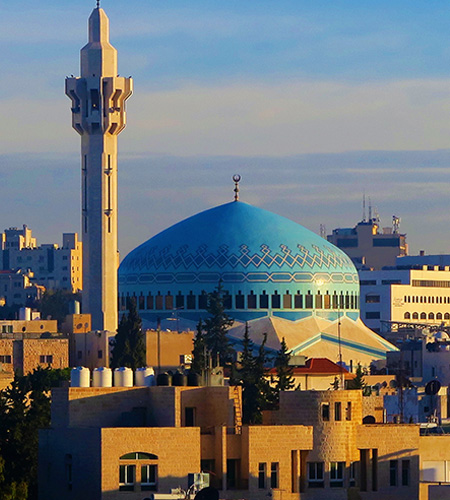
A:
[[119, 180, 396, 368], [68, 3, 395, 369]]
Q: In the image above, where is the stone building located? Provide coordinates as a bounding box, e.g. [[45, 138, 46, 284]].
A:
[[0, 269, 45, 306], [0, 319, 68, 375], [39, 383, 450, 500]]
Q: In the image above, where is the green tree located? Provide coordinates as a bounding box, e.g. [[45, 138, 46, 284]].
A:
[[38, 289, 81, 328], [272, 337, 295, 405], [191, 319, 206, 375], [0, 367, 70, 500], [203, 282, 234, 366], [234, 323, 273, 424], [347, 363, 366, 390], [110, 299, 146, 370]]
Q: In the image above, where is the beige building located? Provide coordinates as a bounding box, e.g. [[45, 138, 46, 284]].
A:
[[360, 266, 450, 333], [1, 227, 82, 293], [328, 218, 407, 271], [0, 269, 45, 306], [39, 380, 450, 500]]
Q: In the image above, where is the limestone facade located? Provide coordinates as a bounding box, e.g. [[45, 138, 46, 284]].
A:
[[39, 385, 450, 500]]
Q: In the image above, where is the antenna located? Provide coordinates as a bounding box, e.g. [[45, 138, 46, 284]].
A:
[[96, 0, 100, 8], [232, 175, 241, 201], [368, 197, 372, 221], [362, 193, 366, 222], [392, 215, 400, 234]]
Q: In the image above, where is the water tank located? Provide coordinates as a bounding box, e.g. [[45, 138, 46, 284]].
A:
[[157, 372, 172, 386], [135, 367, 155, 387], [92, 367, 112, 387], [19, 307, 31, 321], [187, 372, 201, 387], [69, 300, 81, 315], [71, 367, 90, 387], [172, 371, 187, 387], [114, 367, 133, 387]]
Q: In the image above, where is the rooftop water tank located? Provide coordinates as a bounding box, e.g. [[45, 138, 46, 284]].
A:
[[71, 366, 90, 387], [114, 367, 133, 387], [135, 367, 155, 387], [157, 372, 172, 386], [92, 367, 112, 387]]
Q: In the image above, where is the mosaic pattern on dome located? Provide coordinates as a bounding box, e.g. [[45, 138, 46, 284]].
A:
[[123, 243, 355, 273], [119, 270, 358, 286]]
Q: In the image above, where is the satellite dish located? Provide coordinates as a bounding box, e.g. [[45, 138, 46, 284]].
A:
[[194, 487, 219, 500], [425, 380, 441, 396]]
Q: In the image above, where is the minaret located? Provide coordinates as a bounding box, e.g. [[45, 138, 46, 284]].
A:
[[66, 4, 132, 332]]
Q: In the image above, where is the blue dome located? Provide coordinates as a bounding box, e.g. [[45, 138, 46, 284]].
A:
[[119, 201, 359, 323]]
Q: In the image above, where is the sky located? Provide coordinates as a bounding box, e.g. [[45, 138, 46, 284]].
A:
[[2, 0, 450, 257]]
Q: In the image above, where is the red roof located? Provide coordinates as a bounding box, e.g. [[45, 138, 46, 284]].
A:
[[268, 358, 352, 377]]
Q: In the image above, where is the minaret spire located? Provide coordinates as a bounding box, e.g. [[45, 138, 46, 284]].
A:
[[66, 8, 132, 332]]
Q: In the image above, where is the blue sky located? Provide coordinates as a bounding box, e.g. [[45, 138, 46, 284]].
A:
[[2, 0, 450, 257]]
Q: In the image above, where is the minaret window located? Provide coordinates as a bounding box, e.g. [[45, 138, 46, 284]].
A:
[[305, 292, 313, 309], [146, 294, 154, 310], [155, 293, 163, 310], [223, 293, 232, 309], [186, 292, 196, 310], [165, 293, 173, 310], [90, 89, 100, 110], [198, 292, 208, 310], [315, 292, 322, 309]]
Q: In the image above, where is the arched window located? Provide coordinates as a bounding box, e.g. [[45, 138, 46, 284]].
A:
[[119, 453, 158, 492], [437, 313, 443, 320], [404, 312, 411, 320], [429, 312, 435, 320], [445, 313, 450, 320], [420, 312, 427, 320], [412, 312, 419, 320]]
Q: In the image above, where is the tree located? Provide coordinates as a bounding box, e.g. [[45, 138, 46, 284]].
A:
[[38, 289, 81, 328], [233, 323, 273, 424], [330, 376, 340, 390], [272, 337, 295, 404], [203, 282, 234, 366], [110, 299, 146, 370], [0, 367, 70, 500], [347, 363, 366, 390], [191, 319, 206, 375]]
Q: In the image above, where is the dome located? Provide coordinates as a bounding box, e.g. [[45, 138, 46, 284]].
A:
[[119, 201, 360, 324]]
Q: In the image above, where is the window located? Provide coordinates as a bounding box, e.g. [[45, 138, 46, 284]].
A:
[[429, 312, 435, 320], [412, 312, 419, 320], [294, 293, 303, 309], [141, 464, 157, 491], [0, 355, 11, 364], [236, 292, 245, 309], [247, 292, 257, 309], [335, 402, 342, 421], [346, 402, 352, 421], [119, 464, 135, 491], [390, 460, 398, 486], [119, 453, 158, 492], [322, 403, 330, 421], [305, 293, 313, 309], [98, 350, 103, 359], [40, 355, 53, 364], [349, 462, 356, 487], [258, 463, 266, 489], [260, 292, 269, 309], [198, 293, 208, 310], [270, 462, 279, 489], [271, 292, 281, 309], [365, 295, 380, 303], [330, 462, 344, 487], [365, 312, 380, 319], [308, 462, 324, 488], [420, 313, 426, 320], [404, 312, 411, 319], [402, 460, 410, 486], [186, 293, 196, 310], [185, 407, 196, 427], [77, 350, 82, 360]]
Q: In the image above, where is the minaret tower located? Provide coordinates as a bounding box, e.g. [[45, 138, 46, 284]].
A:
[[66, 3, 132, 332]]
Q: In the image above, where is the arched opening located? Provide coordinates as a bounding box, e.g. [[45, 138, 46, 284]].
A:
[[119, 453, 158, 492]]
